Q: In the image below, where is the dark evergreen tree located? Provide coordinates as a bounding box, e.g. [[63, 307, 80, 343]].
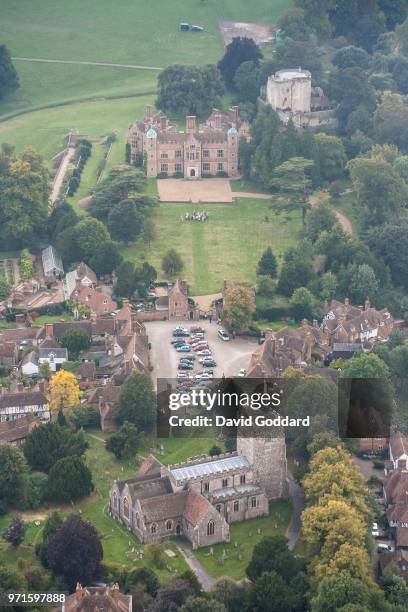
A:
[[47, 456, 93, 503], [3, 515, 26, 546], [90, 241, 123, 276], [46, 515, 103, 591], [256, 247, 277, 278], [218, 37, 262, 89], [114, 371, 156, 432], [0, 45, 19, 98], [24, 422, 87, 473]]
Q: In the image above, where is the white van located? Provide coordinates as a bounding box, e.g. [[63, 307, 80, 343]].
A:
[[377, 543, 393, 553], [218, 329, 230, 341]]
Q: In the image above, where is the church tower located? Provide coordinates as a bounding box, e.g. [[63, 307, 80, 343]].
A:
[[237, 431, 288, 500]]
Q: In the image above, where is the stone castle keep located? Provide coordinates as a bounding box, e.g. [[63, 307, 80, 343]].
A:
[[109, 433, 287, 549], [126, 105, 250, 179]]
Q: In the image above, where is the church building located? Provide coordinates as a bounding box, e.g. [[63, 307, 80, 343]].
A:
[[109, 432, 287, 549]]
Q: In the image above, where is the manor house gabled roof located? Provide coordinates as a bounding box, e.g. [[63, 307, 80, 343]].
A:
[[170, 454, 250, 482]]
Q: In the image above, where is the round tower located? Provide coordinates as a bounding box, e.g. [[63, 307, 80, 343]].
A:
[[267, 68, 312, 113]]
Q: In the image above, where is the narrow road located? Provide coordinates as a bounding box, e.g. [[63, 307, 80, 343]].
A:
[[286, 473, 305, 550], [177, 541, 214, 591], [50, 146, 75, 205], [12, 57, 162, 71], [235, 190, 353, 236]]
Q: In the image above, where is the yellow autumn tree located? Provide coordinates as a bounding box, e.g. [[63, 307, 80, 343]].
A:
[[314, 542, 372, 585], [48, 369, 82, 414]]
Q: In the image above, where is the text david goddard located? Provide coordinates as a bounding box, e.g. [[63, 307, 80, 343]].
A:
[[168, 414, 310, 428]]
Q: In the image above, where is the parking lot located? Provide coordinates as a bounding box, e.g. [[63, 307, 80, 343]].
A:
[[145, 320, 257, 387]]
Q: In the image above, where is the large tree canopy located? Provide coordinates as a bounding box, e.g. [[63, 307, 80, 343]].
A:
[[24, 422, 87, 473], [0, 45, 19, 98], [217, 37, 262, 89], [114, 371, 156, 432], [157, 64, 224, 116]]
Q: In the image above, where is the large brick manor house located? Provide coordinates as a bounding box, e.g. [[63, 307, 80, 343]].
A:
[[126, 105, 250, 179], [109, 432, 287, 549]]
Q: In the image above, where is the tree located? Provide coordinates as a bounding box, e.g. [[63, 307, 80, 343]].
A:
[[222, 286, 255, 333], [373, 92, 408, 151], [0, 444, 29, 509], [36, 512, 63, 568], [233, 61, 260, 103], [3, 515, 26, 546], [256, 275, 276, 297], [270, 157, 314, 226], [61, 328, 91, 359], [47, 456, 93, 503], [339, 351, 390, 378], [333, 46, 370, 70], [180, 596, 227, 612], [74, 218, 110, 262], [24, 422, 87, 473], [320, 271, 337, 301], [306, 203, 337, 243], [211, 578, 243, 612], [0, 275, 10, 300], [277, 7, 312, 41], [218, 38, 262, 89], [246, 535, 298, 582], [245, 571, 298, 612], [367, 220, 408, 289], [48, 369, 82, 415], [0, 564, 26, 594], [90, 241, 123, 276], [19, 249, 34, 281], [0, 45, 19, 98], [209, 444, 222, 456], [106, 421, 142, 460], [115, 371, 156, 432], [151, 579, 193, 612], [290, 287, 315, 321], [275, 38, 322, 76], [0, 147, 49, 248], [162, 248, 184, 277], [48, 199, 79, 242], [328, 68, 376, 128], [47, 515, 103, 591], [107, 199, 145, 243], [314, 134, 347, 182], [346, 263, 379, 305], [310, 574, 380, 612], [348, 155, 408, 226], [127, 567, 159, 597], [157, 64, 225, 116], [143, 217, 155, 247], [278, 244, 315, 296], [115, 260, 136, 298], [89, 166, 146, 221], [256, 247, 277, 277]]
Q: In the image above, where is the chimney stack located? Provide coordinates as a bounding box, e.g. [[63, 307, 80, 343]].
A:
[[186, 116, 196, 133], [160, 115, 167, 130], [312, 319, 318, 328], [365, 298, 371, 311], [214, 113, 222, 130], [228, 106, 239, 124], [145, 104, 153, 121], [45, 323, 54, 338], [344, 297, 349, 306], [302, 318, 308, 328]]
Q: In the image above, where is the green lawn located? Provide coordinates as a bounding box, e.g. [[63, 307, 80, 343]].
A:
[[121, 198, 301, 295], [194, 500, 292, 579]]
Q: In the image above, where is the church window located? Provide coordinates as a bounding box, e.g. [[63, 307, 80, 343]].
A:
[[161, 163, 168, 172], [233, 501, 239, 512], [166, 520, 173, 531], [217, 162, 223, 171], [240, 474, 246, 485], [222, 478, 228, 488], [123, 497, 130, 519], [151, 523, 157, 533], [203, 149, 209, 158], [251, 497, 257, 508], [175, 163, 182, 172], [207, 520, 215, 536], [203, 163, 210, 172], [112, 492, 118, 509], [203, 482, 210, 493], [217, 149, 224, 157]]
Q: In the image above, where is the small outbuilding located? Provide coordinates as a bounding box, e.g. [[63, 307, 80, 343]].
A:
[[42, 245, 64, 278]]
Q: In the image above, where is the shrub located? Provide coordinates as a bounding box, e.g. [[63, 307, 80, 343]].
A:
[[157, 171, 168, 178], [216, 170, 228, 177]]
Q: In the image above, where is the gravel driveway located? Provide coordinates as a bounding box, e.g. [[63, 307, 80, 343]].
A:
[[145, 320, 257, 386]]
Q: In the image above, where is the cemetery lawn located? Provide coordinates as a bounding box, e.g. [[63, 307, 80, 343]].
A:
[[121, 198, 301, 295], [194, 500, 293, 579]]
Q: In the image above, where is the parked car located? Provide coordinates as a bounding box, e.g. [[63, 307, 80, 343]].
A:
[[187, 336, 204, 344], [195, 372, 213, 380], [377, 543, 394, 553], [190, 326, 205, 333], [238, 368, 247, 377], [218, 329, 230, 341], [372, 522, 380, 537], [193, 345, 209, 352], [196, 349, 212, 356], [177, 374, 192, 382], [178, 362, 194, 370], [190, 339, 208, 346], [201, 359, 216, 367], [180, 355, 195, 362], [173, 328, 189, 337], [177, 345, 191, 352], [171, 339, 187, 346]]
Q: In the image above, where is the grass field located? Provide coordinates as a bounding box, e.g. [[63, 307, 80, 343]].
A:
[[0, 0, 287, 118], [121, 198, 301, 295]]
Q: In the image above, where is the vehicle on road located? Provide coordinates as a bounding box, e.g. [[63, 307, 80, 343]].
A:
[[176, 345, 191, 352], [196, 349, 212, 356], [201, 359, 216, 367], [173, 329, 190, 337], [372, 522, 380, 537], [218, 329, 230, 341], [238, 368, 247, 377], [195, 372, 213, 380], [377, 543, 394, 553]]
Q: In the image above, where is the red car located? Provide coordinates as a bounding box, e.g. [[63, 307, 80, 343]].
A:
[[193, 344, 209, 352]]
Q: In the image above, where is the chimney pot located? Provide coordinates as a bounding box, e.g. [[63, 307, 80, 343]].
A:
[[186, 116, 196, 133], [45, 323, 54, 337], [344, 297, 349, 306]]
